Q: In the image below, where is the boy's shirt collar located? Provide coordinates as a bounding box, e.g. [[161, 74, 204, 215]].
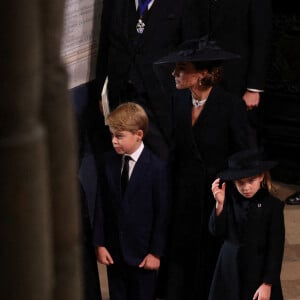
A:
[[128, 142, 144, 162]]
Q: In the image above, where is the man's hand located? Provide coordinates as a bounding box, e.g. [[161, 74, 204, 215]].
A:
[[243, 90, 260, 110]]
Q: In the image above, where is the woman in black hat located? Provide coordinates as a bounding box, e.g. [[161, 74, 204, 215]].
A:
[[209, 149, 285, 300], [155, 37, 257, 300]]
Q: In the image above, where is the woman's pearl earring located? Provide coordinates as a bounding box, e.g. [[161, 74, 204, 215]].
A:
[[198, 79, 202, 87]]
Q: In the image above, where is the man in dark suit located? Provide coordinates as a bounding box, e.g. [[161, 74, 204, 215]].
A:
[[204, 0, 273, 145], [208, 0, 273, 109], [95, 0, 207, 159], [93, 103, 170, 300]]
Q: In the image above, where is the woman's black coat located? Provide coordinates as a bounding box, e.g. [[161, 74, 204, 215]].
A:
[[165, 86, 257, 300]]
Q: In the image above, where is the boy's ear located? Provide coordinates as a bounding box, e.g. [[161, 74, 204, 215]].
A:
[[136, 129, 144, 140]]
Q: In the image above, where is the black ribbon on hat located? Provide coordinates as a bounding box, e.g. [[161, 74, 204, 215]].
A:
[[228, 152, 262, 170], [177, 37, 218, 57]]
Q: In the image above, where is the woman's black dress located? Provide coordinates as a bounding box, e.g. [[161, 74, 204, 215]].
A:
[[165, 86, 256, 300]]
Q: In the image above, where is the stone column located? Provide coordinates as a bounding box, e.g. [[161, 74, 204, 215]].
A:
[[39, 0, 83, 299], [1, 0, 83, 299], [0, 1, 53, 299]]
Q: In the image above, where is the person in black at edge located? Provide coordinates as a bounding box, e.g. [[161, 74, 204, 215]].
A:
[[79, 181, 102, 300], [76, 111, 102, 300]]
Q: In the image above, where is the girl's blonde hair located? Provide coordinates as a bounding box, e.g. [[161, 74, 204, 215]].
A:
[[261, 171, 276, 194], [106, 102, 149, 135]]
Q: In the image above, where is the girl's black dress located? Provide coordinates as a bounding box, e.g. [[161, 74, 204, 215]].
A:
[[209, 186, 285, 300]]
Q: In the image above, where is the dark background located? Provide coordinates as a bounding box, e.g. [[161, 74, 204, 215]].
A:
[[262, 2, 300, 184]]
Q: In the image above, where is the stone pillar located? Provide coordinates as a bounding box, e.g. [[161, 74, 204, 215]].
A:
[[1, 0, 83, 299], [0, 1, 53, 299], [39, 0, 83, 299]]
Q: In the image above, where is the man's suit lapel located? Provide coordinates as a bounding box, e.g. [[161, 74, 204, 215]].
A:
[[210, 0, 240, 37], [210, 0, 226, 37], [115, 0, 132, 41], [136, 0, 164, 47]]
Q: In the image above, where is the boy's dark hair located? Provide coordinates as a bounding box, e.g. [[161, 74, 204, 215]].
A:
[[106, 102, 149, 135]]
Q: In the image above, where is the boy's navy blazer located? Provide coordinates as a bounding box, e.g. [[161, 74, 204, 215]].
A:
[[93, 145, 170, 266]]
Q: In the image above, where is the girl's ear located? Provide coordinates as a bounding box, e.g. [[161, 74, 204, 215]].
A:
[[259, 173, 266, 187], [259, 173, 265, 181]]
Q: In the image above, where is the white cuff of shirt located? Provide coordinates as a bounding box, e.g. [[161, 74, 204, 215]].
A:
[[247, 88, 264, 93]]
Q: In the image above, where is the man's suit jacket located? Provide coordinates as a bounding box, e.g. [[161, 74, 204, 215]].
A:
[[208, 0, 273, 95], [96, 0, 207, 155], [93, 146, 170, 266]]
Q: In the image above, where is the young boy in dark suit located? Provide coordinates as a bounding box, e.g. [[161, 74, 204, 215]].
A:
[[93, 102, 170, 300]]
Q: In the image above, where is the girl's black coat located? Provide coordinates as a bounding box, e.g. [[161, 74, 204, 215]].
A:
[[209, 187, 285, 300]]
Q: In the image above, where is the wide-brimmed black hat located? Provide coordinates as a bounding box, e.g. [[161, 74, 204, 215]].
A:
[[217, 149, 277, 181], [155, 36, 240, 65]]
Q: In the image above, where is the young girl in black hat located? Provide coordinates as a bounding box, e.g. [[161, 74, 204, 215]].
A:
[[209, 149, 285, 300]]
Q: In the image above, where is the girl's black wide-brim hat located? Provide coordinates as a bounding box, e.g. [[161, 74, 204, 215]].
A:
[[155, 35, 240, 64], [217, 149, 277, 181]]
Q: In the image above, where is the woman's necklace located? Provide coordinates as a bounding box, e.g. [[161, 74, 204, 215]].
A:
[[192, 97, 207, 108], [191, 96, 206, 125]]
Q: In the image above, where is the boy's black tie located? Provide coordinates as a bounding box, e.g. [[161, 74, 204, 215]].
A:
[[121, 155, 131, 194]]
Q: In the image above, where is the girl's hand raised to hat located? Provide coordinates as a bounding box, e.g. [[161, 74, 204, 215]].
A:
[[211, 178, 226, 216]]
